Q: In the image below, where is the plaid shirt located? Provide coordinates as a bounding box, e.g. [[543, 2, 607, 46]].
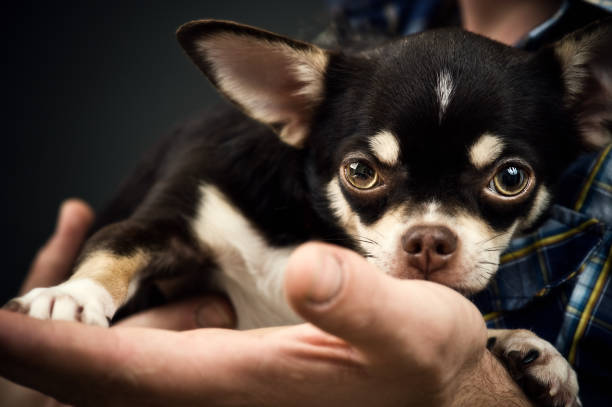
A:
[[327, 1, 612, 404]]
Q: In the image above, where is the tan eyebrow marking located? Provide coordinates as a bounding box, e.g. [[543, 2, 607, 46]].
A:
[[369, 130, 400, 166], [469, 134, 504, 169]]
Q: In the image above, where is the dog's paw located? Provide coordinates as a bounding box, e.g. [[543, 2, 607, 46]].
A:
[[488, 329, 581, 407], [3, 279, 115, 327]]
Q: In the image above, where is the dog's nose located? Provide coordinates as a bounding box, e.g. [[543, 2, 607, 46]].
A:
[[401, 225, 457, 274]]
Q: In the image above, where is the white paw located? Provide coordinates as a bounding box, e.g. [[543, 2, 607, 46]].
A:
[[488, 329, 581, 407], [4, 279, 116, 327]]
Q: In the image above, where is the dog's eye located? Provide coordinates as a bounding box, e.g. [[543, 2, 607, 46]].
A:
[[345, 161, 378, 189], [489, 165, 528, 196]]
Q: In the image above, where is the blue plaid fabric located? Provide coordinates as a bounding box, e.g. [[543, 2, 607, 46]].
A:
[[326, 0, 443, 34], [327, 1, 612, 404]]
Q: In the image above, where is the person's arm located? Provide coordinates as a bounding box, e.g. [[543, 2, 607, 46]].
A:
[[0, 208, 533, 406]]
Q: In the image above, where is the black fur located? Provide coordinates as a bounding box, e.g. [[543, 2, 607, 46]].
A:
[[83, 20, 610, 316], [309, 28, 580, 230]]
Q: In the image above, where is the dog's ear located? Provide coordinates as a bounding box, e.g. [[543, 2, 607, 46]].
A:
[[549, 18, 612, 149], [177, 20, 329, 147]]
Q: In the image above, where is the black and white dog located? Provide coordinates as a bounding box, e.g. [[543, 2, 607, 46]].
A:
[[7, 18, 612, 406]]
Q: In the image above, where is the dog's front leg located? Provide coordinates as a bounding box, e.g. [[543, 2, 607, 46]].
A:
[[487, 329, 581, 407], [4, 220, 158, 327]]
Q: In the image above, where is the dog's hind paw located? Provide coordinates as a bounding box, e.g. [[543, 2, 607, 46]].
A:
[[3, 279, 115, 327], [487, 329, 581, 407]]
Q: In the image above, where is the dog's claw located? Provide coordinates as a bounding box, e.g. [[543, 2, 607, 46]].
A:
[[522, 349, 540, 365], [2, 300, 25, 313]]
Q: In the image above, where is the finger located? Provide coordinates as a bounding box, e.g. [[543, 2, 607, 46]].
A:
[[21, 199, 95, 294], [0, 310, 254, 406], [115, 295, 236, 330], [0, 310, 187, 405], [284, 243, 487, 363], [0, 310, 122, 404]]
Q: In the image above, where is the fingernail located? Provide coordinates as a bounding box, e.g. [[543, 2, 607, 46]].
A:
[[195, 300, 234, 328], [307, 253, 344, 304]]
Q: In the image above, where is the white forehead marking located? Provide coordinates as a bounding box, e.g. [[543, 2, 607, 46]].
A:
[[369, 130, 400, 166], [469, 134, 505, 169], [436, 70, 454, 122]]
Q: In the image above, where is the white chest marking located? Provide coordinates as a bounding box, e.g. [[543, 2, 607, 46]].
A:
[[191, 184, 301, 329]]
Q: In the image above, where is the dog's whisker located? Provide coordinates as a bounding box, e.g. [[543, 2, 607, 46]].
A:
[[354, 235, 380, 245], [478, 261, 499, 266], [476, 232, 510, 246]]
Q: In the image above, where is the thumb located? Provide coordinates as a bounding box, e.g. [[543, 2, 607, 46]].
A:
[[284, 242, 486, 362]]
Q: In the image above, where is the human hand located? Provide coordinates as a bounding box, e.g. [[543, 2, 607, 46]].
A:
[[0, 235, 533, 406], [0, 200, 236, 406]]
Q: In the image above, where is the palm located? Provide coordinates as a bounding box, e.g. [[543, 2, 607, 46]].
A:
[[1, 277, 487, 407]]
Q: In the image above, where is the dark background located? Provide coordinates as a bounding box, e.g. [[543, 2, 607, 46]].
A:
[[3, 1, 326, 303]]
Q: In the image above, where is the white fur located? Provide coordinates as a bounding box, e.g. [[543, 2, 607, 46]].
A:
[[192, 184, 301, 329], [469, 134, 504, 169], [490, 329, 580, 405], [521, 186, 551, 230], [126, 275, 142, 302], [326, 180, 517, 293], [327, 179, 358, 235], [12, 279, 115, 327], [436, 70, 454, 122], [369, 130, 401, 166]]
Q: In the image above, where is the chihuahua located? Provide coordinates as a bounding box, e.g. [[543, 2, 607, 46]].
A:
[[7, 18, 612, 406]]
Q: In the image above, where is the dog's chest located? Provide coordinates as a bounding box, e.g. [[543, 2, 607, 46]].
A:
[[191, 184, 302, 329]]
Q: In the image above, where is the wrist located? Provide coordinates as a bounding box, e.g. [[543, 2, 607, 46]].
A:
[[449, 349, 534, 407]]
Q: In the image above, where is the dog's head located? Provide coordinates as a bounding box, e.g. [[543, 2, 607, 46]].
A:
[[177, 19, 611, 294]]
